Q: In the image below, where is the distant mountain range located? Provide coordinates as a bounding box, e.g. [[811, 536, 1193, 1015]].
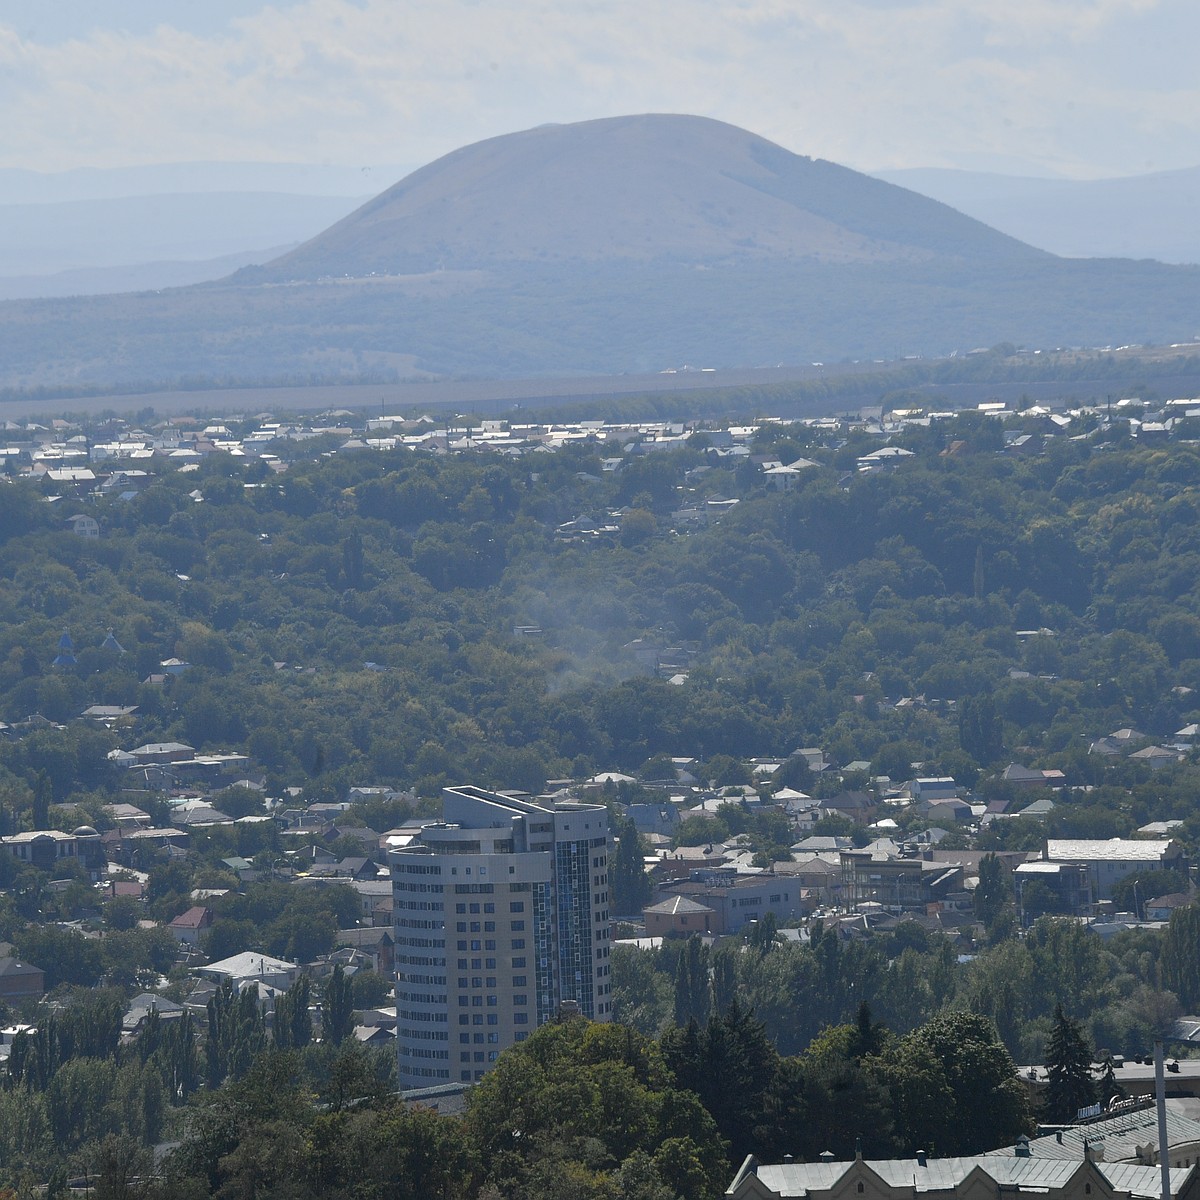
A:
[[876, 166, 1200, 265], [2, 115, 1199, 390]]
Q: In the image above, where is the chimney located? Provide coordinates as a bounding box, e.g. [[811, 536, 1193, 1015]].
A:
[[916, 1151, 927, 1167], [1056, 1131, 1063, 1144], [1015, 1136, 1031, 1158]]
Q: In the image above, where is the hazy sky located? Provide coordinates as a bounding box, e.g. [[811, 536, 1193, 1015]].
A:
[[0, 0, 1196, 180]]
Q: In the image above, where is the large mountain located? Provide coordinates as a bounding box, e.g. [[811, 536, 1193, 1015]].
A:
[[255, 114, 1041, 279], [3, 115, 1200, 390]]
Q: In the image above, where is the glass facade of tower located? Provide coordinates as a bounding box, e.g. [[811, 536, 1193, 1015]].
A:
[[390, 786, 611, 1088]]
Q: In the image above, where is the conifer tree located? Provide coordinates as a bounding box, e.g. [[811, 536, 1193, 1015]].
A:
[[1044, 1002, 1096, 1123]]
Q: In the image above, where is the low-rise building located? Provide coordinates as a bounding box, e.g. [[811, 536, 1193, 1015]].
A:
[[727, 1150, 1198, 1200], [1044, 839, 1186, 902]]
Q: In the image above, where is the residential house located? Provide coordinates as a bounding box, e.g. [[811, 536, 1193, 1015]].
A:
[[122, 993, 184, 1036], [198, 952, 298, 991], [1128, 745, 1183, 771], [169, 906, 214, 947], [1001, 764, 1066, 789], [1145, 894, 1195, 921], [657, 868, 803, 934], [642, 895, 715, 936], [0, 957, 45, 1003], [334, 928, 395, 976]]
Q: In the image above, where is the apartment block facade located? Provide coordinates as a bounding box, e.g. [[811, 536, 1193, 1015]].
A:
[[390, 785, 612, 1088]]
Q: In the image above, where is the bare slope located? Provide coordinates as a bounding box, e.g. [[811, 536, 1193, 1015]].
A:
[[876, 166, 1200, 264], [256, 114, 1043, 279]]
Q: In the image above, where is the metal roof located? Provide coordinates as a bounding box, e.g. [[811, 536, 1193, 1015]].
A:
[[747, 1156, 1192, 1199]]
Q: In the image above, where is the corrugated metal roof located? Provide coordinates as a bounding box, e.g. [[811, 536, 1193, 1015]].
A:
[[1047, 840, 1171, 862], [750, 1156, 1192, 1198]]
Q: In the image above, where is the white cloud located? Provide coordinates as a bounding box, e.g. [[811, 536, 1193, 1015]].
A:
[[0, 0, 1195, 178]]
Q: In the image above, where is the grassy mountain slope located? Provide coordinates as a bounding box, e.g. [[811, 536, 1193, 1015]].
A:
[[253, 114, 1042, 279]]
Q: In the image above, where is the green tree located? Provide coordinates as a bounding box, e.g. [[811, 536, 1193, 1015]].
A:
[[611, 813, 652, 915], [322, 963, 355, 1047], [1043, 1002, 1096, 1123], [273, 974, 312, 1051], [905, 1011, 1031, 1153], [1161, 905, 1200, 1009], [974, 852, 1011, 931], [672, 936, 710, 1027]]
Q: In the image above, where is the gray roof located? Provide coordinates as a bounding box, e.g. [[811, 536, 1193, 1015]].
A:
[[644, 895, 714, 916], [990, 1103, 1200, 1163], [744, 1155, 1192, 1199], [1047, 839, 1173, 862]]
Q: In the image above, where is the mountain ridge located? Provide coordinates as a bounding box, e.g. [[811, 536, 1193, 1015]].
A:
[[2, 114, 1200, 389], [251, 114, 1043, 281]]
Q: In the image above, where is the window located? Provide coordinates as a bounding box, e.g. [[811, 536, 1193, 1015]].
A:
[[514, 1013, 528, 1025], [470, 940, 481, 951], [510, 901, 525, 913], [470, 921, 480, 932], [514, 995, 527, 1006], [484, 921, 495, 932], [459, 1033, 470, 1043], [484, 902, 495, 913], [513, 956, 526, 967], [469, 903, 480, 914], [487, 1014, 498, 1025], [511, 920, 525, 932], [513, 975, 526, 986], [455, 903, 466, 914], [456, 922, 467, 933]]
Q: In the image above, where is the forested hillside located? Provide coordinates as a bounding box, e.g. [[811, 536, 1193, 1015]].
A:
[[4, 415, 1200, 821]]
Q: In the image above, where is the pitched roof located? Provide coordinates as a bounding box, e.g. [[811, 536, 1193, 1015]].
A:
[[644, 895, 714, 916]]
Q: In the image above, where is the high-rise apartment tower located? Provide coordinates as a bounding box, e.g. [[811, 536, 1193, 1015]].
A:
[[390, 785, 612, 1087]]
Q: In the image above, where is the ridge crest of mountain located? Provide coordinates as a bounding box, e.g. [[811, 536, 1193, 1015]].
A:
[[250, 113, 1045, 280]]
